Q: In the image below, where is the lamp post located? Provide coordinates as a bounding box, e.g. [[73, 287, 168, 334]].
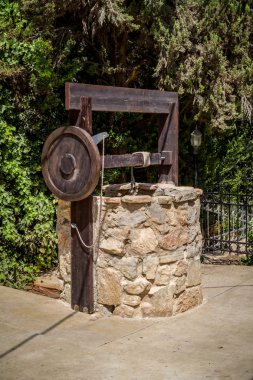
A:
[[190, 128, 202, 188]]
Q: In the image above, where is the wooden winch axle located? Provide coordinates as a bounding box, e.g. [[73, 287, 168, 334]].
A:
[[41, 125, 173, 202], [104, 151, 172, 169]]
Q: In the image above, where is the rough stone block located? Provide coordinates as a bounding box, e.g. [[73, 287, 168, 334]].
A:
[[186, 259, 201, 287], [103, 197, 121, 204], [187, 207, 199, 225], [60, 283, 71, 304], [99, 237, 124, 256], [155, 265, 172, 285], [130, 228, 158, 255], [59, 247, 71, 281], [164, 188, 197, 202], [57, 229, 71, 253], [155, 223, 171, 235], [119, 257, 139, 280], [148, 285, 165, 296], [34, 275, 64, 291], [97, 254, 111, 268], [148, 285, 174, 317], [148, 203, 167, 224], [122, 294, 141, 307], [117, 210, 147, 227], [159, 249, 185, 264], [124, 277, 151, 295], [100, 227, 129, 256], [176, 205, 198, 226], [99, 211, 117, 229], [174, 261, 188, 277], [57, 200, 71, 224], [59, 266, 71, 283], [160, 227, 189, 250], [141, 302, 154, 317], [97, 268, 121, 306], [188, 225, 199, 244], [103, 183, 131, 196], [194, 188, 203, 196], [185, 243, 200, 259], [122, 195, 152, 204], [142, 256, 159, 280], [105, 227, 130, 240], [138, 183, 159, 191], [166, 208, 178, 226], [157, 196, 173, 205], [113, 305, 134, 318], [172, 276, 186, 295], [174, 286, 203, 314]]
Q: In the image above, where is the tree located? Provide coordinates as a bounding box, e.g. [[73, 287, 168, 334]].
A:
[[153, 0, 253, 186], [0, 0, 252, 286], [0, 0, 83, 285]]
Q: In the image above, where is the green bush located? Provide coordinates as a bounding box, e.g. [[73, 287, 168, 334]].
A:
[[0, 0, 252, 286], [0, 121, 58, 287], [0, 1, 82, 287]]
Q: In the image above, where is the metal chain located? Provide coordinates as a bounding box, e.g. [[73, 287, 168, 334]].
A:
[[71, 141, 150, 259], [71, 137, 105, 257]]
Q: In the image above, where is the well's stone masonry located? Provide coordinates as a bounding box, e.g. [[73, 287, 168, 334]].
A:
[[57, 183, 203, 317]]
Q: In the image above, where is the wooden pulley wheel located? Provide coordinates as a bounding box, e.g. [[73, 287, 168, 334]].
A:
[[42, 126, 101, 201]]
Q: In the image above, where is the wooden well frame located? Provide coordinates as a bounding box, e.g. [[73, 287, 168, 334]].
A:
[[65, 83, 179, 313]]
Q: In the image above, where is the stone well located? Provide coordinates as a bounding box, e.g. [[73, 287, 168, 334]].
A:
[[57, 183, 203, 318]]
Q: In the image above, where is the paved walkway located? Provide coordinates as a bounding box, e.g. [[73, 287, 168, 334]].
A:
[[0, 265, 253, 380]]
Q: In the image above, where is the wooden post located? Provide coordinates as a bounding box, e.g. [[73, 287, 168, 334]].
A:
[[70, 97, 94, 313], [62, 84, 179, 312], [158, 103, 179, 185]]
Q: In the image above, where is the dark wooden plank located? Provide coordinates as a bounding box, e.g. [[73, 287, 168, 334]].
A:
[[71, 197, 93, 312], [76, 97, 93, 133], [104, 151, 172, 169], [158, 103, 179, 184], [65, 83, 178, 113], [71, 97, 94, 313]]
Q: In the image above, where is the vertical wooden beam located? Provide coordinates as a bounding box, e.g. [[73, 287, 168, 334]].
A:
[[158, 103, 179, 185], [71, 197, 94, 312], [70, 97, 94, 313]]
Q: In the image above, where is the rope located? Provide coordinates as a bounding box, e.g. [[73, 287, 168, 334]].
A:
[[132, 151, 151, 167]]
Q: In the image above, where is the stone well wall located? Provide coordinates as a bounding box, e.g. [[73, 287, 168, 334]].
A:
[[57, 183, 203, 318]]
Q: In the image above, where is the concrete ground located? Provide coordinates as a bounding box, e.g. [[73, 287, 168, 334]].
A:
[[0, 265, 253, 380]]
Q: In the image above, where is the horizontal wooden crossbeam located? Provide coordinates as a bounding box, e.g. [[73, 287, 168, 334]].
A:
[[65, 83, 178, 113], [104, 151, 172, 169]]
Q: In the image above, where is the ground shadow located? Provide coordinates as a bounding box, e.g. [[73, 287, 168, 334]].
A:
[[0, 311, 77, 359]]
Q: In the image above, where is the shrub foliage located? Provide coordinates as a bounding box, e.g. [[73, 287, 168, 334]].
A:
[[0, 0, 252, 285]]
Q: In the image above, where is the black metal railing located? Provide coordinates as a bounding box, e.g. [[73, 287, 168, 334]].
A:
[[201, 185, 253, 257]]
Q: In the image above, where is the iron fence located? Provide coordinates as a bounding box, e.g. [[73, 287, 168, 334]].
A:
[[201, 185, 253, 256]]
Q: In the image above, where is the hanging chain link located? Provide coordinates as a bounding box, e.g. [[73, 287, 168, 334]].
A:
[[71, 137, 105, 259]]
